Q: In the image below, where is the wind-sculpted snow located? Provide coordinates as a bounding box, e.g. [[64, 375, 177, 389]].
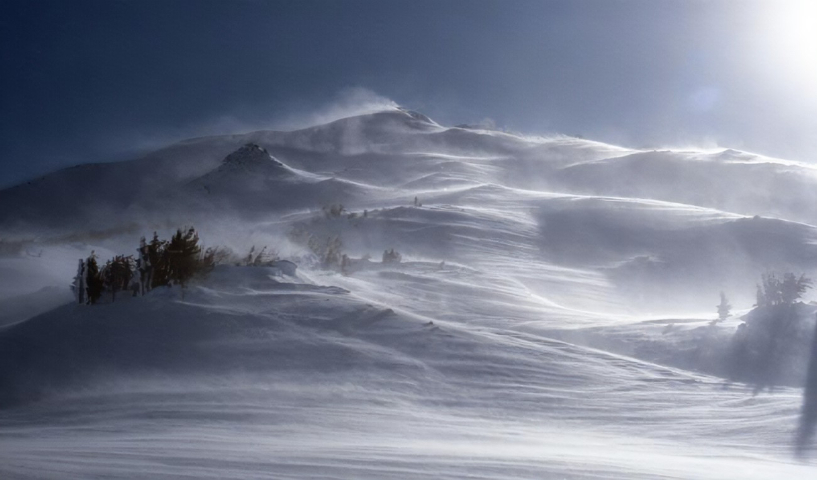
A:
[[1, 108, 817, 477], [0, 266, 814, 478], [554, 149, 817, 224]]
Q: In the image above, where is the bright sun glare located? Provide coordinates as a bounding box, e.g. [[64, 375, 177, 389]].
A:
[[758, 0, 817, 83]]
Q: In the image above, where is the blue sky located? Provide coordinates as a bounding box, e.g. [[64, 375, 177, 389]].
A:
[[1, 0, 815, 186]]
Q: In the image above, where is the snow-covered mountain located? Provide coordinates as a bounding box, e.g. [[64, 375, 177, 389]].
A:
[[3, 107, 816, 309], [2, 107, 817, 478]]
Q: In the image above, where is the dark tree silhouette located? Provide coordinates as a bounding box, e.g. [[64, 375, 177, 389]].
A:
[[148, 232, 170, 288], [85, 253, 104, 305], [167, 227, 202, 289], [77, 227, 225, 304], [73, 259, 86, 305], [382, 248, 402, 264], [755, 284, 766, 308], [712, 291, 731, 326], [136, 237, 151, 294], [730, 272, 813, 393], [796, 313, 817, 457]]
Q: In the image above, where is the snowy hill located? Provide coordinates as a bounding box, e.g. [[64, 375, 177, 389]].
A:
[[2, 107, 817, 477], [2, 266, 814, 479]]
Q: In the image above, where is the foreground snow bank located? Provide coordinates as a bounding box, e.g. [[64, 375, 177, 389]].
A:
[[1, 265, 815, 477]]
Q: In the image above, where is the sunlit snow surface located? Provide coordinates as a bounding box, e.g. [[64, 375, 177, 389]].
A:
[[1, 109, 816, 478]]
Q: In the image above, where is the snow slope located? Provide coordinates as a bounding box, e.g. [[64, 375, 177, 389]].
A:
[[1, 107, 816, 478], [1, 266, 813, 479]]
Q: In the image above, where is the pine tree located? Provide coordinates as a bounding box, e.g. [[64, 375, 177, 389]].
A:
[[103, 259, 116, 302], [322, 236, 342, 269], [73, 259, 86, 305], [137, 236, 151, 294], [781, 273, 812, 305], [148, 232, 169, 288], [755, 284, 766, 308], [382, 248, 402, 264], [85, 253, 104, 305], [105, 255, 132, 302], [253, 246, 267, 266], [200, 247, 219, 274], [715, 291, 731, 324], [167, 227, 201, 289], [131, 262, 143, 296]]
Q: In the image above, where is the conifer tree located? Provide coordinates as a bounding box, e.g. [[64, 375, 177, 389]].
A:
[[781, 273, 812, 305], [167, 227, 201, 289], [73, 259, 86, 305], [148, 232, 169, 288], [105, 255, 132, 302], [200, 247, 219, 274], [137, 236, 151, 294], [755, 284, 766, 308], [85, 252, 104, 305], [103, 260, 116, 302], [714, 292, 731, 325]]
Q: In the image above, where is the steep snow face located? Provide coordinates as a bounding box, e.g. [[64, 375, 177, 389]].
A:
[[2, 109, 817, 477], [187, 143, 297, 193], [178, 143, 378, 216]]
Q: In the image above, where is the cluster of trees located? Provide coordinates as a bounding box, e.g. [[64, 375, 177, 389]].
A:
[[755, 272, 813, 308], [289, 222, 405, 274], [323, 203, 368, 220], [382, 248, 402, 264], [726, 272, 814, 391], [73, 227, 220, 305], [289, 204, 410, 274], [243, 245, 279, 266], [708, 273, 812, 327], [323, 204, 346, 218]]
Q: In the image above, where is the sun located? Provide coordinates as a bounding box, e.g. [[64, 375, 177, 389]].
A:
[[756, 0, 817, 83]]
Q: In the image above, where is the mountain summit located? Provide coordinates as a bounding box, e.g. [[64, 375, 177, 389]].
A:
[[221, 143, 284, 169]]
